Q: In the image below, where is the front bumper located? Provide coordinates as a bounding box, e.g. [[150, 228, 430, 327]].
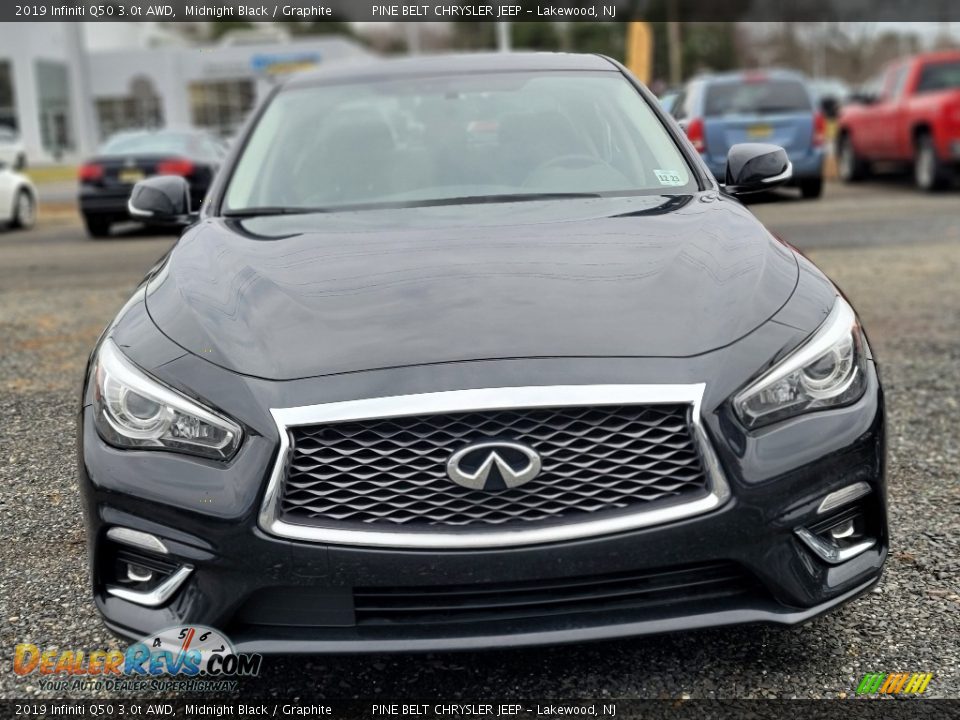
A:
[[78, 361, 887, 653], [79, 187, 133, 216]]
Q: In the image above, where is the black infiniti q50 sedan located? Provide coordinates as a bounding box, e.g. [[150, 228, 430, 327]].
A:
[[79, 53, 886, 653]]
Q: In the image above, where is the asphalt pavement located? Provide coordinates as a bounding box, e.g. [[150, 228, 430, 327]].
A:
[[1, 179, 958, 700]]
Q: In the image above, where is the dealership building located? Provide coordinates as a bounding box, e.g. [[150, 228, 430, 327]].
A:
[[0, 23, 372, 164]]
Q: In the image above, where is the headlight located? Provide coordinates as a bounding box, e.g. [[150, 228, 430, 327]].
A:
[[93, 339, 242, 460], [734, 297, 868, 429]]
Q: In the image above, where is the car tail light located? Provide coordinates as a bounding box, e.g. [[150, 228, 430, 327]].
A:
[[685, 118, 707, 153], [813, 112, 827, 148], [78, 163, 103, 182], [156, 158, 195, 176]]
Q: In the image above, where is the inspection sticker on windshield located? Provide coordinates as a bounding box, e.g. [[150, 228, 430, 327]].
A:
[[654, 169, 685, 186]]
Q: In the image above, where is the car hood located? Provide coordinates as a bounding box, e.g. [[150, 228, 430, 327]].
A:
[[145, 195, 798, 381]]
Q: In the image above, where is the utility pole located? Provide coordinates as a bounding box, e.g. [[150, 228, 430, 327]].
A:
[[667, 22, 682, 86], [64, 23, 97, 157], [626, 22, 652, 84], [496, 21, 511, 52], [405, 24, 421, 54], [666, 0, 682, 86], [813, 22, 827, 79]]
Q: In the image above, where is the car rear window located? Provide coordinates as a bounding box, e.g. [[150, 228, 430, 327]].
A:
[[99, 132, 198, 156], [916, 61, 960, 94], [704, 79, 812, 116]]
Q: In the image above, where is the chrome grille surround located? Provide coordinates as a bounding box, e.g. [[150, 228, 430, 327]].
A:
[[285, 406, 707, 525], [258, 384, 730, 549]]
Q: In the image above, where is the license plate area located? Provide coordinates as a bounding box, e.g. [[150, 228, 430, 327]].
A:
[[118, 169, 146, 184], [747, 124, 773, 139], [747, 125, 773, 140]]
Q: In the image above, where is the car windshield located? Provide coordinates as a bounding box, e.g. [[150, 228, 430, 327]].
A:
[[916, 60, 960, 93], [704, 79, 812, 116], [99, 131, 198, 156], [224, 70, 696, 213]]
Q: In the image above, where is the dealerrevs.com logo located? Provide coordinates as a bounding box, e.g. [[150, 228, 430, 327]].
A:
[[14, 625, 262, 692], [856, 672, 934, 695]]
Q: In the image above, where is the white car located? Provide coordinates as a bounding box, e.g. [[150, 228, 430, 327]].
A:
[[0, 126, 27, 170], [0, 165, 37, 231]]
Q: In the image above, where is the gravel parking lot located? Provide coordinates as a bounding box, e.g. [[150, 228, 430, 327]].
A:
[[1, 182, 958, 700]]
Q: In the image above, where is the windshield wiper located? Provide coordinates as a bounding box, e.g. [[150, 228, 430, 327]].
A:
[[421, 192, 604, 206], [222, 207, 329, 218], [223, 193, 605, 217]]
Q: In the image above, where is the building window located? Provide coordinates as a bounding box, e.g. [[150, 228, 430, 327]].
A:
[[188, 79, 255, 137], [95, 77, 164, 140], [0, 59, 18, 131], [35, 60, 74, 156]]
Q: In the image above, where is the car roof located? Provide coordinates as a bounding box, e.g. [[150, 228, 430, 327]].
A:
[[283, 52, 619, 87], [899, 49, 960, 65], [105, 127, 207, 139], [694, 69, 808, 85]]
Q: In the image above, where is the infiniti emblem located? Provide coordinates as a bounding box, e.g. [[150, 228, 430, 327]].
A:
[[446, 441, 542, 491]]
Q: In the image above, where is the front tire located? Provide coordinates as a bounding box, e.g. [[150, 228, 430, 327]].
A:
[[10, 189, 35, 230], [83, 214, 112, 239], [799, 177, 824, 199], [837, 134, 868, 183], [914, 134, 950, 192]]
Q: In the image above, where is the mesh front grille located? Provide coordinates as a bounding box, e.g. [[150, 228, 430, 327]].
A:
[[278, 403, 710, 530]]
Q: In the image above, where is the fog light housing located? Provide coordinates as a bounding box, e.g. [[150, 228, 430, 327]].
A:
[[796, 505, 876, 565], [124, 563, 155, 583], [102, 528, 193, 607], [829, 518, 856, 540]]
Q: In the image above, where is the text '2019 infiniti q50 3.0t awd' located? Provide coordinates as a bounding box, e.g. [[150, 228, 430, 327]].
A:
[[79, 53, 886, 652]]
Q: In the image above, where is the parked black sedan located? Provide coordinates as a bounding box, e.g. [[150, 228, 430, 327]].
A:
[[78, 128, 226, 238], [79, 53, 886, 653]]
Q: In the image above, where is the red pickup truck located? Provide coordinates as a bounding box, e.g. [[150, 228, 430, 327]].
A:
[[837, 50, 960, 191]]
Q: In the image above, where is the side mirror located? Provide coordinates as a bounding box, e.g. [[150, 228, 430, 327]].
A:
[[0, 160, 7, 171], [724, 143, 792, 195], [128, 176, 194, 225]]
